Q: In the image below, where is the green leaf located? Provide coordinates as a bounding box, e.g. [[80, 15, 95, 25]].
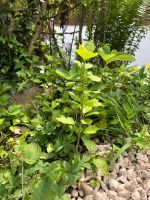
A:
[[0, 108, 7, 116], [0, 95, 9, 106], [84, 63, 93, 69], [84, 125, 99, 134], [83, 106, 92, 114], [56, 69, 71, 80], [106, 53, 135, 64], [85, 111, 100, 117], [21, 143, 43, 164], [7, 105, 21, 115], [81, 118, 93, 125], [47, 143, 54, 153], [82, 136, 97, 152], [46, 161, 66, 183], [87, 72, 101, 82], [56, 115, 75, 125], [31, 176, 63, 200], [65, 82, 75, 87], [93, 157, 109, 176], [85, 99, 103, 107], [76, 45, 98, 61], [0, 118, 4, 125], [83, 41, 96, 52], [99, 46, 135, 64]]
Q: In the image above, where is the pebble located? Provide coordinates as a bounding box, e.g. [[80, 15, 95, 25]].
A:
[[117, 175, 127, 183], [71, 189, 78, 198], [137, 153, 149, 162], [131, 191, 141, 200], [77, 197, 83, 200], [78, 190, 85, 197], [117, 184, 125, 192], [127, 169, 136, 180], [124, 181, 137, 192], [119, 168, 127, 176], [109, 179, 119, 191], [118, 189, 130, 199], [94, 191, 108, 200], [83, 195, 94, 200], [108, 190, 118, 199], [81, 183, 94, 195]]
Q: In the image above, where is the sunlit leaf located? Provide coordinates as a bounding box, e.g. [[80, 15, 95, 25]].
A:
[[76, 45, 98, 61], [82, 136, 97, 152], [0, 118, 4, 125], [93, 157, 109, 176], [8, 105, 21, 115], [84, 125, 99, 134], [87, 72, 101, 82], [56, 69, 71, 80], [21, 143, 43, 164], [56, 115, 75, 125], [85, 99, 103, 107]]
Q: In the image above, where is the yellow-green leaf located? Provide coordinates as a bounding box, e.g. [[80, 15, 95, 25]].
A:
[[0, 118, 4, 125], [93, 157, 109, 176], [82, 137, 97, 152], [56, 115, 75, 125], [85, 99, 103, 107], [76, 45, 98, 61], [84, 125, 99, 134], [87, 72, 101, 82], [81, 118, 93, 125]]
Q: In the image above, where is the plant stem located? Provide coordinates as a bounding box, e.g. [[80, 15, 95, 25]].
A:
[[21, 160, 24, 200], [76, 61, 85, 151]]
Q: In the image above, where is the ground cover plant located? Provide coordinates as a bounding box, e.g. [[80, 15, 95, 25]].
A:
[[0, 41, 150, 199]]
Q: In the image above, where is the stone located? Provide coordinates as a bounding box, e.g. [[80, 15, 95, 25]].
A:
[[136, 177, 143, 184], [141, 170, 150, 179], [101, 182, 108, 192], [131, 191, 140, 200], [118, 189, 130, 199], [108, 190, 118, 200], [94, 191, 109, 200], [103, 176, 109, 185], [97, 144, 112, 152], [119, 157, 132, 169], [127, 169, 136, 180], [79, 190, 85, 197], [137, 153, 149, 162], [71, 189, 78, 198], [136, 170, 142, 177], [110, 172, 118, 179], [143, 179, 150, 191], [124, 181, 137, 192], [119, 168, 127, 176], [109, 179, 119, 191], [83, 195, 94, 200], [117, 175, 127, 183], [81, 183, 94, 195], [122, 151, 128, 157], [80, 173, 85, 182], [139, 161, 150, 169], [138, 189, 147, 200], [77, 198, 83, 200], [117, 184, 125, 193], [112, 163, 120, 173]]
